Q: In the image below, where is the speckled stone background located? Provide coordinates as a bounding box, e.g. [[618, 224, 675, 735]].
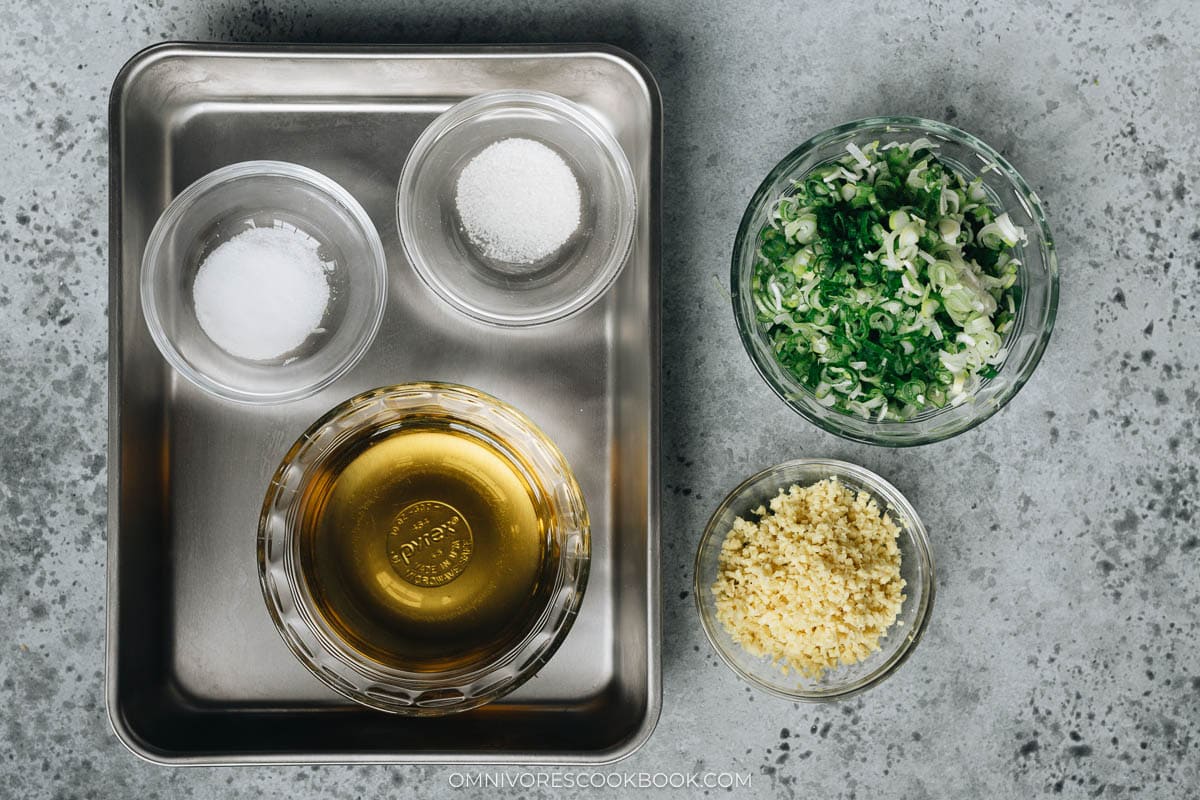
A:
[[1, 0, 1197, 797]]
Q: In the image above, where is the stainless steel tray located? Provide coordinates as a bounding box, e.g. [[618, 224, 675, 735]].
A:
[[106, 42, 661, 765]]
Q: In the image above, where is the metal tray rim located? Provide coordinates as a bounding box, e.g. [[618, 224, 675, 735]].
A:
[[106, 40, 662, 766]]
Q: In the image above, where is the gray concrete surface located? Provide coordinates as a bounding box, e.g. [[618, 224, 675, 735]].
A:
[[1, 0, 1198, 797]]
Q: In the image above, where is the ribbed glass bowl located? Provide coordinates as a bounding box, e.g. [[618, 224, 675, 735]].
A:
[[397, 90, 637, 327], [732, 117, 1058, 445], [140, 160, 388, 404], [258, 382, 590, 715], [695, 459, 934, 701]]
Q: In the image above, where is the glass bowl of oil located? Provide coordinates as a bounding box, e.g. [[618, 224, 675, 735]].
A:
[[258, 382, 590, 715]]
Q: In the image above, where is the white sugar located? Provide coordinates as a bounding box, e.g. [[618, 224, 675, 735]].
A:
[[192, 225, 331, 361], [455, 137, 581, 264]]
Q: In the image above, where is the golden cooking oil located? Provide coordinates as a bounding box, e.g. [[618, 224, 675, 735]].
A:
[[297, 419, 558, 672]]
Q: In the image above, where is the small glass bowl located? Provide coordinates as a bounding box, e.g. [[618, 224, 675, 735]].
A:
[[398, 90, 637, 327], [140, 160, 388, 404], [732, 117, 1059, 445], [258, 382, 590, 715], [695, 459, 934, 701]]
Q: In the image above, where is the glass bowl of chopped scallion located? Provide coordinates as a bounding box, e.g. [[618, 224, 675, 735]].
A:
[[731, 117, 1058, 445]]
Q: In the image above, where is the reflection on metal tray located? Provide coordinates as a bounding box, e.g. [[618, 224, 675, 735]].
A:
[[106, 42, 661, 765]]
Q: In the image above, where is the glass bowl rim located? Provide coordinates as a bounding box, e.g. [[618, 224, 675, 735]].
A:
[[693, 458, 936, 701], [396, 88, 638, 327], [730, 115, 1060, 446], [139, 159, 389, 405], [257, 380, 591, 715]]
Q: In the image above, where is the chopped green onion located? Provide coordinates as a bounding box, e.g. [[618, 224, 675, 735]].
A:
[[752, 139, 1023, 420]]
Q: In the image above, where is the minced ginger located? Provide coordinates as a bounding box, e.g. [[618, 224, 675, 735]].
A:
[[712, 477, 905, 677]]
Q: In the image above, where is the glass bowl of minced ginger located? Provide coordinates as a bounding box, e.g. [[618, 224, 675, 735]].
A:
[[694, 459, 934, 701]]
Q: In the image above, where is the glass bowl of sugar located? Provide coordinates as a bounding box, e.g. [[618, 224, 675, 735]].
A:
[[140, 160, 388, 404], [397, 90, 637, 327]]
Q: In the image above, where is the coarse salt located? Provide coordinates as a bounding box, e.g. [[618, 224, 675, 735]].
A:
[[454, 137, 581, 264], [192, 225, 331, 361]]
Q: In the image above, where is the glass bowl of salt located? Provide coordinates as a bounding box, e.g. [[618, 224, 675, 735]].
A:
[[397, 90, 637, 327], [140, 160, 389, 404]]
